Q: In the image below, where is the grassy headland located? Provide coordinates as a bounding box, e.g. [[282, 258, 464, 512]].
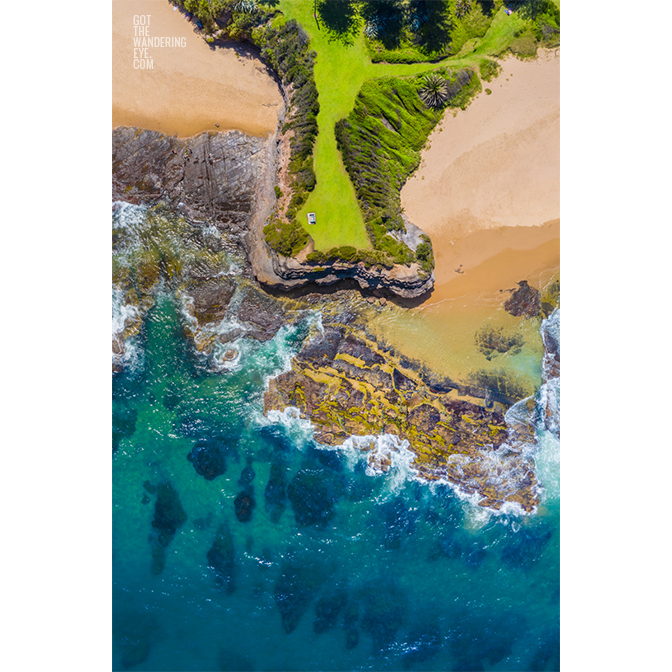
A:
[[170, 0, 559, 268]]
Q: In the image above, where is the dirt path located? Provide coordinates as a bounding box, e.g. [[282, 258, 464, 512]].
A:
[[113, 0, 283, 137]]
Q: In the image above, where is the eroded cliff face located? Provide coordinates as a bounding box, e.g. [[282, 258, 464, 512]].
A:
[[264, 325, 540, 513], [113, 126, 434, 300]]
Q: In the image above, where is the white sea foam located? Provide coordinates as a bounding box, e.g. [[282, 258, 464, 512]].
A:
[[541, 307, 560, 350], [539, 376, 560, 437], [263, 406, 316, 450], [534, 428, 560, 503], [112, 201, 147, 230], [112, 286, 138, 336], [112, 285, 143, 371], [343, 434, 419, 499], [255, 306, 561, 518]]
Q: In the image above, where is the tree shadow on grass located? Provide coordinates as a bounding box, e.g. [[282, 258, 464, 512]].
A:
[[318, 0, 362, 46]]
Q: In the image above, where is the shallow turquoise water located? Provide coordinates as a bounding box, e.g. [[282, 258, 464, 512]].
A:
[[113, 295, 559, 671]]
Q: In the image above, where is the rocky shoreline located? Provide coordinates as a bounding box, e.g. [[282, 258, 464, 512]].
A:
[[112, 119, 556, 515], [113, 125, 434, 299], [264, 324, 541, 513]]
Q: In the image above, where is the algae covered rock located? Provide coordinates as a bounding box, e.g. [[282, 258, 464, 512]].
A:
[[264, 326, 541, 512]]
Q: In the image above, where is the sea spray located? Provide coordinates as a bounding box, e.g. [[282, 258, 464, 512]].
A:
[[112, 285, 142, 371], [263, 407, 316, 451]]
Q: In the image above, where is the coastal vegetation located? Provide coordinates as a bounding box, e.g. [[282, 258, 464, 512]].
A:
[[335, 68, 477, 269], [169, 0, 559, 270]]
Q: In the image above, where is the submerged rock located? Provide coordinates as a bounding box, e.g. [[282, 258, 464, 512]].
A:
[[114, 612, 161, 670], [112, 403, 137, 452], [238, 459, 256, 487], [234, 486, 256, 523], [402, 623, 442, 669], [274, 560, 322, 634], [207, 522, 236, 594], [448, 610, 527, 670], [148, 480, 187, 575], [313, 588, 348, 634], [151, 481, 187, 547], [217, 648, 254, 672], [287, 468, 343, 528], [357, 580, 407, 653], [187, 439, 227, 480], [345, 627, 359, 650], [529, 626, 560, 671], [264, 460, 288, 524], [501, 526, 553, 570]]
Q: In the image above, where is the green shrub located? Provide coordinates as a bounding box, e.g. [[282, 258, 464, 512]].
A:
[[479, 58, 500, 82], [274, 185, 283, 199], [450, 3, 492, 55], [335, 69, 476, 233], [254, 18, 321, 254], [263, 216, 309, 257], [531, 1, 560, 46], [510, 28, 538, 57], [415, 235, 434, 272], [337, 245, 358, 262], [306, 251, 327, 264], [333, 68, 477, 272]]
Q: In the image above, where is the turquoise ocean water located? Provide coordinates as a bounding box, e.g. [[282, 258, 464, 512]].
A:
[[113, 291, 559, 671]]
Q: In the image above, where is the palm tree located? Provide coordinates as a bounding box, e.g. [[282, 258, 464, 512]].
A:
[[455, 0, 472, 19], [419, 73, 450, 108]]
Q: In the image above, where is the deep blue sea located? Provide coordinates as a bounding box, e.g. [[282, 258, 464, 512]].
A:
[[113, 294, 559, 671]]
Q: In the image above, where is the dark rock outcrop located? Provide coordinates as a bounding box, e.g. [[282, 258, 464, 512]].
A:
[[504, 280, 541, 317], [185, 277, 236, 327], [113, 127, 269, 238], [258, 250, 435, 299]]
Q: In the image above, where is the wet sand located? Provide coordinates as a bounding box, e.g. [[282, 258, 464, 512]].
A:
[[402, 49, 560, 295], [113, 0, 283, 137]]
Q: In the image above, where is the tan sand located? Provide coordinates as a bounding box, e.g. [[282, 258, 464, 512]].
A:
[[365, 51, 560, 387], [113, 0, 283, 137], [402, 49, 560, 294]]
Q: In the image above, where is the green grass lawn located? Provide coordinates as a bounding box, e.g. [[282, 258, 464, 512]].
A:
[[277, 1, 525, 251]]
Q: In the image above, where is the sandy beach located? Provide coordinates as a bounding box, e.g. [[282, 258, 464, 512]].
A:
[[113, 0, 283, 137], [367, 50, 560, 386], [402, 49, 560, 297]]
